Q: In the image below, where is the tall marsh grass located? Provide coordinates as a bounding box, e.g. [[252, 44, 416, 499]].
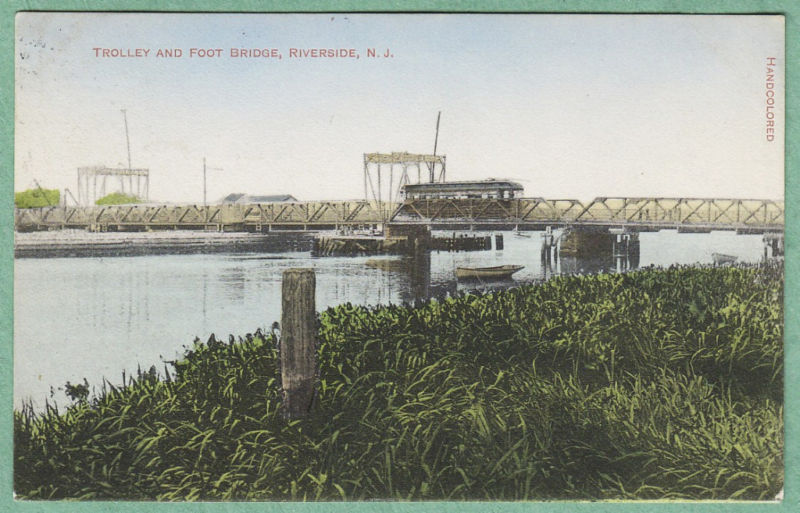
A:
[[14, 264, 783, 500]]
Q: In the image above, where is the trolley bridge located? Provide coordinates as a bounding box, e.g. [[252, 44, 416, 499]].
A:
[[15, 197, 784, 233], [390, 197, 784, 233]]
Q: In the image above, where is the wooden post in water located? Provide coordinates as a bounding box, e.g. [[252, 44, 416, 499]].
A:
[[281, 268, 317, 419]]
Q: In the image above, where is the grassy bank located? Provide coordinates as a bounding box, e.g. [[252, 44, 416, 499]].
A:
[[14, 264, 783, 500]]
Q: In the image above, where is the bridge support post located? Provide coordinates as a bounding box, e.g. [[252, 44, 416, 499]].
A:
[[611, 232, 639, 272], [541, 227, 556, 267], [628, 233, 640, 268], [553, 233, 559, 263], [763, 233, 784, 260]]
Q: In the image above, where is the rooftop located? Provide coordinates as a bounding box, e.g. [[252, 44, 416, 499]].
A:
[[219, 193, 298, 204]]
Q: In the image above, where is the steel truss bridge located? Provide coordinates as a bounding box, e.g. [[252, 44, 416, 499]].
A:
[[391, 197, 785, 233], [15, 201, 385, 232], [15, 197, 784, 233]]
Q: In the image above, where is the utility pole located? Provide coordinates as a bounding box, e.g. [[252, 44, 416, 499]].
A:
[[203, 158, 223, 225], [121, 109, 133, 197], [121, 109, 132, 170]]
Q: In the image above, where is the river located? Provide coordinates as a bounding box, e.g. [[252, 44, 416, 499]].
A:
[[14, 230, 766, 409]]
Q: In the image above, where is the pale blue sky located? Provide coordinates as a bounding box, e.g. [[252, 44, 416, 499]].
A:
[[16, 13, 784, 202]]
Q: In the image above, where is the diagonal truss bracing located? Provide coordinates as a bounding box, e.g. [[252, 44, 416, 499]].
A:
[[14, 197, 783, 232], [391, 197, 784, 231], [15, 200, 389, 231]]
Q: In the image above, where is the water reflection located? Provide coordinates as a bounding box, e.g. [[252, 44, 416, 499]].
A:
[[15, 230, 767, 409], [221, 267, 248, 302]]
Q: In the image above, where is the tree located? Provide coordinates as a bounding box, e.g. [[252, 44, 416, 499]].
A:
[[15, 188, 60, 208], [95, 192, 141, 205]]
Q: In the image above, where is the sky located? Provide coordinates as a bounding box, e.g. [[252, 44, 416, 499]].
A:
[[15, 13, 785, 203]]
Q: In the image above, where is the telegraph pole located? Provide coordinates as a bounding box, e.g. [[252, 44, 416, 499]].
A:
[[121, 109, 133, 197], [121, 109, 132, 170], [203, 159, 223, 225]]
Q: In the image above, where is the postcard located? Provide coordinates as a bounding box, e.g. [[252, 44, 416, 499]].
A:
[[11, 11, 785, 502]]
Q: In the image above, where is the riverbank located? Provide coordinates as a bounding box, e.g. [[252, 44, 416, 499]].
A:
[[14, 230, 314, 258], [14, 264, 783, 500]]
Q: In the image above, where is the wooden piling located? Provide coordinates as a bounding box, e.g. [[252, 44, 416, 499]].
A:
[[281, 268, 317, 419]]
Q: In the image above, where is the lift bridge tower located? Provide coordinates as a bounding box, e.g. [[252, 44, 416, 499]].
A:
[[363, 152, 446, 222], [363, 112, 446, 222], [77, 109, 150, 205]]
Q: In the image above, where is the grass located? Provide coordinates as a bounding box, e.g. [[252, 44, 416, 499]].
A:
[[14, 263, 784, 501]]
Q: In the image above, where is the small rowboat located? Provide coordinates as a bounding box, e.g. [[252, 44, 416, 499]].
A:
[[712, 253, 737, 265], [455, 265, 524, 280]]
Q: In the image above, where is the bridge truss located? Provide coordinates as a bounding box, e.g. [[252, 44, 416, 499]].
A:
[[390, 197, 785, 232], [15, 197, 783, 233], [15, 200, 389, 232]]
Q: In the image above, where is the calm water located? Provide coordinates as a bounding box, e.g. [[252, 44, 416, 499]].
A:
[[14, 230, 765, 408]]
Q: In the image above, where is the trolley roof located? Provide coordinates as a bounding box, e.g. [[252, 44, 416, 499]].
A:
[[402, 179, 523, 192]]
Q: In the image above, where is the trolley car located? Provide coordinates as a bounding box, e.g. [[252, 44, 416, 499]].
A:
[[401, 179, 524, 200]]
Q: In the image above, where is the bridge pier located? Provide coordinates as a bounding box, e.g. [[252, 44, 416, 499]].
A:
[[763, 233, 784, 260], [611, 231, 640, 272], [384, 224, 432, 252], [541, 226, 559, 266], [406, 240, 431, 303], [560, 228, 613, 258], [558, 227, 639, 273]]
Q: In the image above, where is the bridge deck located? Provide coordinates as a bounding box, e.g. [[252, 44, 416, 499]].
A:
[[14, 197, 784, 233]]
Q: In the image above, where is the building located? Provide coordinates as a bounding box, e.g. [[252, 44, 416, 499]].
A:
[[219, 193, 298, 204]]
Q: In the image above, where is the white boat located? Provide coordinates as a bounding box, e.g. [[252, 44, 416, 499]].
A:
[[455, 265, 524, 280], [712, 253, 737, 265]]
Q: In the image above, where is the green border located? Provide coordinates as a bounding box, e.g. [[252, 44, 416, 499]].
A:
[[1, 1, 796, 511]]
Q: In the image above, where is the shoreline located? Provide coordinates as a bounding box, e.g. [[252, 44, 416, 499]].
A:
[[14, 230, 316, 258], [14, 265, 784, 500]]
